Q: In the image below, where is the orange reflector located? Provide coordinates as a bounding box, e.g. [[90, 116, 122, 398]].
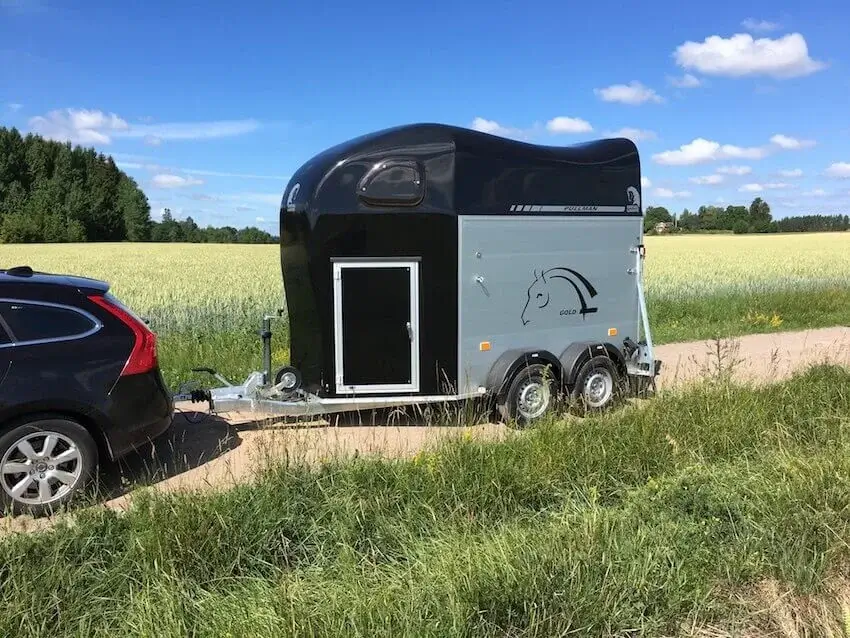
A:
[[479, 341, 491, 351], [608, 328, 618, 336]]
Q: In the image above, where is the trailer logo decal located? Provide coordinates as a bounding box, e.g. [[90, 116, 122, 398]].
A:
[[626, 186, 640, 213], [521, 267, 599, 326], [509, 204, 626, 213], [285, 183, 301, 212]]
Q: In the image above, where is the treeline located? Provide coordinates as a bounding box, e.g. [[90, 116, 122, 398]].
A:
[[0, 127, 278, 244], [151, 209, 277, 244], [646, 198, 850, 235]]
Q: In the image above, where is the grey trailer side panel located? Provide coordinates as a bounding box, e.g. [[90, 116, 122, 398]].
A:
[[457, 215, 642, 394]]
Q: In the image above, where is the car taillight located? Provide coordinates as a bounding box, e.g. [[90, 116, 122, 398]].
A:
[[87, 294, 157, 376]]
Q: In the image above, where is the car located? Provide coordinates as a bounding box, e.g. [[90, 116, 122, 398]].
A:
[[0, 265, 173, 516]]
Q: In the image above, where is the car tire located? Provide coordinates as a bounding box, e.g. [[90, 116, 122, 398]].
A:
[[569, 355, 623, 415], [0, 416, 98, 517], [497, 363, 559, 428]]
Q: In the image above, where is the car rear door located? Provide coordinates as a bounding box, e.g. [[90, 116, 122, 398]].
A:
[[0, 297, 111, 417]]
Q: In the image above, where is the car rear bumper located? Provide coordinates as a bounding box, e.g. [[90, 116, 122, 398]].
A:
[[102, 368, 174, 459]]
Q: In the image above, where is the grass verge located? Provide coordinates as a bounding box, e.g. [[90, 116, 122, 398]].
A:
[[649, 285, 850, 345], [155, 286, 850, 390], [2, 364, 850, 636]]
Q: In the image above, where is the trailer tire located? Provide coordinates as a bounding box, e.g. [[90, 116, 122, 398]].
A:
[[497, 363, 559, 428], [569, 355, 623, 415]]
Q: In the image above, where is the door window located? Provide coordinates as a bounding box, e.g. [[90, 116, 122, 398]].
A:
[[0, 301, 98, 344]]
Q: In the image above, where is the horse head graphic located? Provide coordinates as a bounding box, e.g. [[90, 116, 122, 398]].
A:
[[521, 267, 599, 326]]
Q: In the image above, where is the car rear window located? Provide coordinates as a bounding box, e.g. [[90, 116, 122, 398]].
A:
[[0, 301, 98, 343]]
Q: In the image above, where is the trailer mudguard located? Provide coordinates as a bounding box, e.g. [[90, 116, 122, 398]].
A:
[[560, 342, 627, 388], [486, 349, 562, 400]]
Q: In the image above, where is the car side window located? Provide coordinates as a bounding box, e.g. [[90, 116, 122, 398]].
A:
[[0, 301, 98, 344]]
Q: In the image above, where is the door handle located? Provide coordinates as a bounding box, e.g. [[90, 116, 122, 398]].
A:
[[406, 321, 413, 340]]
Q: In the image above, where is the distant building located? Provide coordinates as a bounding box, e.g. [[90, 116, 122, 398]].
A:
[[654, 221, 674, 233]]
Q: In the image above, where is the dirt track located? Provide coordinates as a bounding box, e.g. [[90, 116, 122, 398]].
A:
[[3, 326, 850, 535]]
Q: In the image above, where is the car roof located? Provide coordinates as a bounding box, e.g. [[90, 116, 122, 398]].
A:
[[0, 266, 110, 294]]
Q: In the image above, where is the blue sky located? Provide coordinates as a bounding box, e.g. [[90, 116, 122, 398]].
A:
[[2, 0, 849, 232]]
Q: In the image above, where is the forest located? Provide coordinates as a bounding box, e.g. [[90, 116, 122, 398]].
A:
[[1, 126, 846, 243], [0, 127, 277, 244], [645, 201, 850, 234]]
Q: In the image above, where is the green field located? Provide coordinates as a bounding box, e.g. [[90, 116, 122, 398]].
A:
[[2, 366, 850, 636], [4, 233, 850, 389]]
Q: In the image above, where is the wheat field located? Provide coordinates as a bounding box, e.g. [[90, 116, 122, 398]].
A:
[[4, 232, 849, 387]]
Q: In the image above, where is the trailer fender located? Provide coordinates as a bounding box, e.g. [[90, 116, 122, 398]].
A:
[[560, 342, 627, 389], [487, 349, 563, 400]]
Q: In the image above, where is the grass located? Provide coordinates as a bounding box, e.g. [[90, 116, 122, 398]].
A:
[[2, 363, 850, 636], [3, 233, 849, 388]]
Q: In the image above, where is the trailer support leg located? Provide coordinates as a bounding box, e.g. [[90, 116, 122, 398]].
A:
[[261, 316, 272, 386]]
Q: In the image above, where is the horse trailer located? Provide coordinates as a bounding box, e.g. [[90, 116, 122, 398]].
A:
[[183, 123, 661, 425]]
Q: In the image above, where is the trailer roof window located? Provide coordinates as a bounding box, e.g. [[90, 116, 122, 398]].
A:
[[357, 159, 424, 207]]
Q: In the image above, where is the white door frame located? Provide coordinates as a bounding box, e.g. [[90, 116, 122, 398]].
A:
[[332, 259, 420, 394]]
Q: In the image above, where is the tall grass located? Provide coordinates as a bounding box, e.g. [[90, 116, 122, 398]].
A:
[[2, 364, 850, 636]]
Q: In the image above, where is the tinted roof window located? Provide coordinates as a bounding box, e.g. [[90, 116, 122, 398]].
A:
[[0, 321, 9, 345], [0, 301, 97, 343], [358, 160, 424, 206]]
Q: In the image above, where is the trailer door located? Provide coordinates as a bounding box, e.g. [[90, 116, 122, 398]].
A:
[[332, 260, 420, 394]]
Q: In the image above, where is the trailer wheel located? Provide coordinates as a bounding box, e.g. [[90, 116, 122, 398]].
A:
[[569, 355, 622, 414], [497, 363, 558, 427]]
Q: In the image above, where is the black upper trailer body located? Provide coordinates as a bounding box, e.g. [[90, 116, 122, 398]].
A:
[[191, 123, 659, 420]]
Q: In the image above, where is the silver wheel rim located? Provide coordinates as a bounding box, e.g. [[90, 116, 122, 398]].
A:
[[583, 370, 614, 408], [1, 431, 83, 506], [517, 379, 550, 420]]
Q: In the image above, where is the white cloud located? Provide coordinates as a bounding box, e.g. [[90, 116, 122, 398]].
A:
[[653, 133, 813, 167], [717, 165, 752, 175], [654, 187, 691, 198], [27, 107, 260, 145], [594, 81, 663, 105], [668, 73, 702, 88], [151, 174, 204, 188], [214, 192, 283, 205], [674, 33, 826, 79], [114, 159, 287, 181], [545, 116, 593, 134], [125, 119, 260, 142], [653, 138, 767, 165], [7, 102, 23, 111], [741, 18, 781, 33], [739, 182, 791, 193], [803, 188, 828, 196], [641, 176, 652, 188], [607, 127, 657, 141], [778, 168, 803, 178], [770, 134, 815, 150], [470, 117, 525, 139], [182, 168, 288, 180], [29, 108, 129, 145], [689, 174, 724, 185], [255, 216, 266, 223], [825, 162, 850, 178]]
